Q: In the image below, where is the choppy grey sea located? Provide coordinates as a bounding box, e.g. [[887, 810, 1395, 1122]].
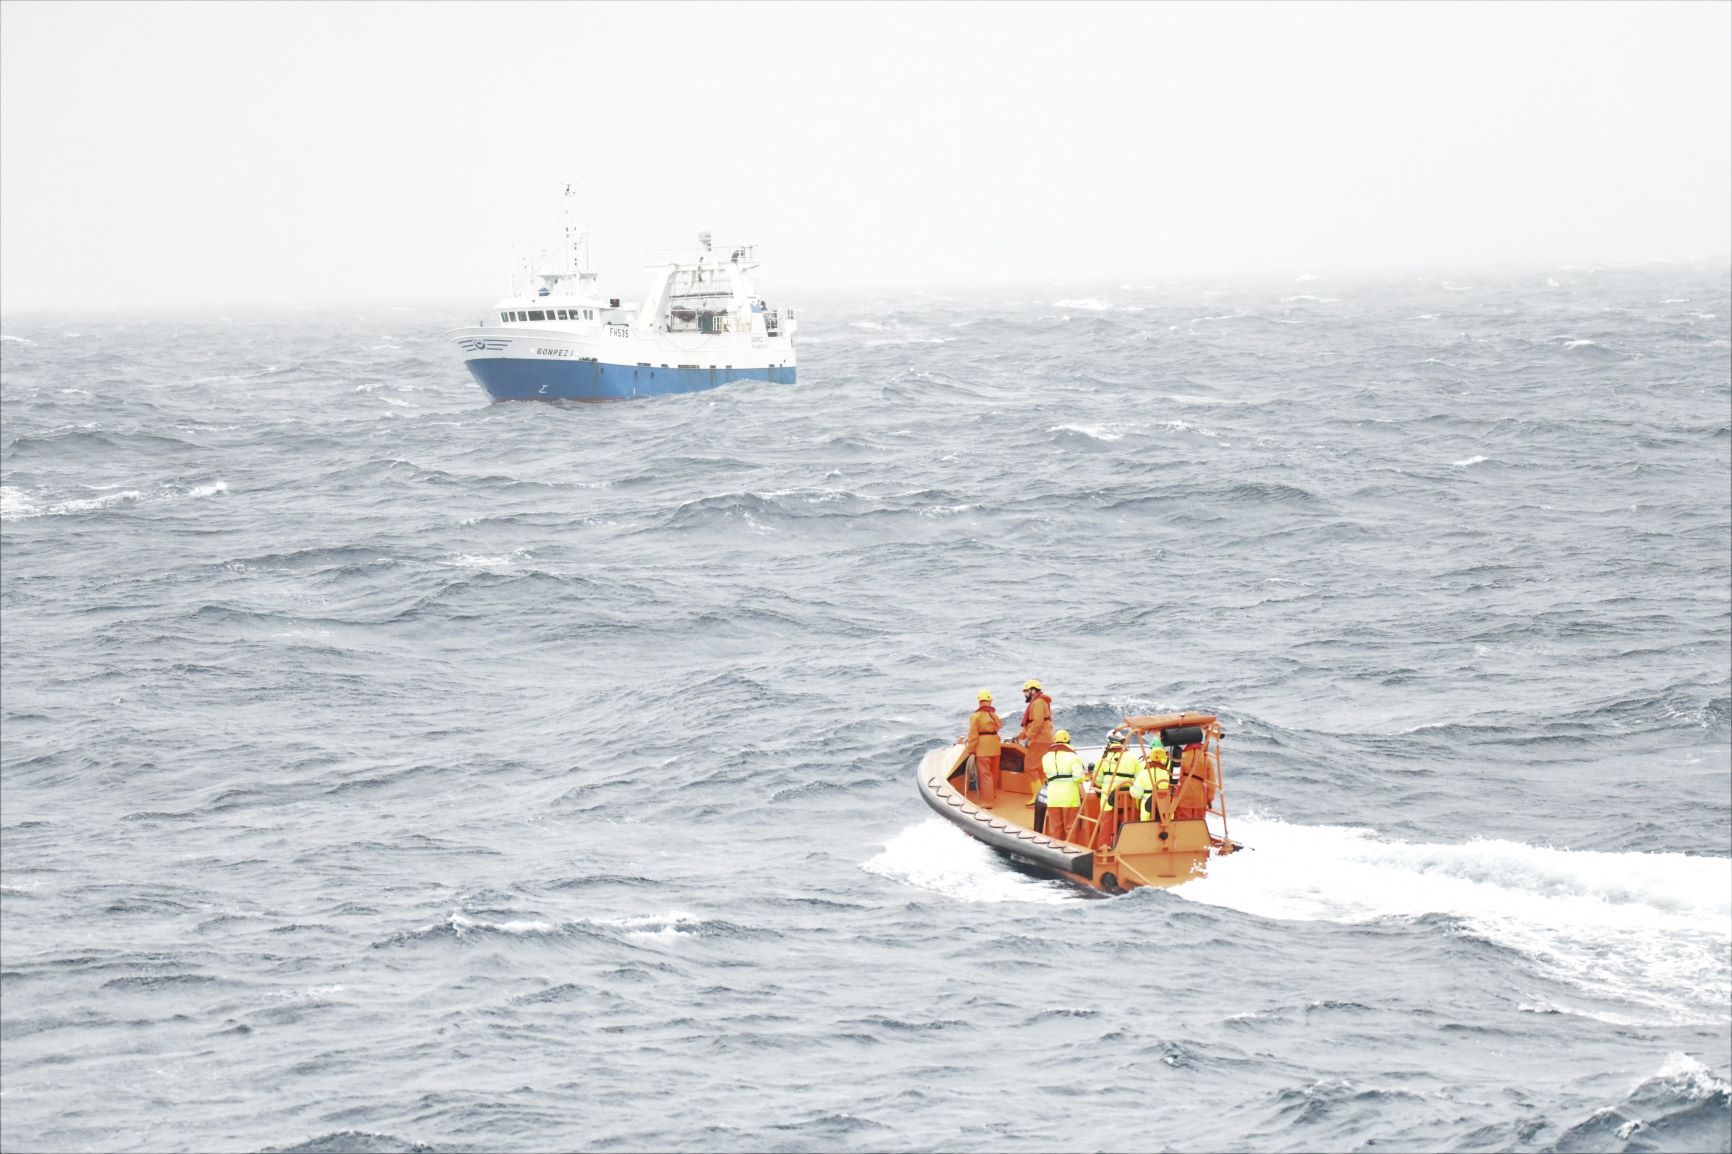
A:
[[3, 265, 1729, 1153]]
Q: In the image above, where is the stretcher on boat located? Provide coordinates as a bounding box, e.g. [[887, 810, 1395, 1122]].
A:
[[914, 712, 1243, 894]]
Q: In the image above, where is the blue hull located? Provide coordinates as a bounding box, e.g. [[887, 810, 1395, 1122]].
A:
[[465, 358, 794, 402]]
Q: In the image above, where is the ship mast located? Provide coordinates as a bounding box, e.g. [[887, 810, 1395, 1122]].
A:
[[563, 183, 591, 274]]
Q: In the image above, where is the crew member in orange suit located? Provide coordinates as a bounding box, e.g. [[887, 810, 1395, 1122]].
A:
[[1015, 679, 1054, 797], [961, 689, 1003, 802]]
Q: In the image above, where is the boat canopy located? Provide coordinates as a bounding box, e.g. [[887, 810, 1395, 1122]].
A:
[[1120, 712, 1219, 736]]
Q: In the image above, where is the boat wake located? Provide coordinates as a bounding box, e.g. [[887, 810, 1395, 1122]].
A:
[[867, 814, 1729, 1023], [1178, 815, 1732, 1024], [864, 818, 1076, 905]]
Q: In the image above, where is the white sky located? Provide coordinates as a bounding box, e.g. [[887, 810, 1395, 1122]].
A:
[[2, 1, 1728, 310]]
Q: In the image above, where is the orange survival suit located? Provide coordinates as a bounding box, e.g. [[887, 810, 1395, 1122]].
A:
[[1017, 689, 1054, 782], [964, 700, 1003, 803]]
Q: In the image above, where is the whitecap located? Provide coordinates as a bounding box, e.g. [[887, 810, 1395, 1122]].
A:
[[43, 489, 144, 516], [1166, 393, 1249, 406], [441, 548, 532, 569], [1050, 423, 1124, 443], [580, 910, 709, 941], [448, 911, 555, 936], [1638, 1051, 1731, 1099], [1452, 455, 1488, 467], [0, 486, 39, 520]]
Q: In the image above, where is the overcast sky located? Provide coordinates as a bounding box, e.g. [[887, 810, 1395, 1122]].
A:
[[3, 1, 1728, 310]]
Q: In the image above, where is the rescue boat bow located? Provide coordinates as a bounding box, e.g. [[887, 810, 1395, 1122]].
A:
[[914, 712, 1243, 894]]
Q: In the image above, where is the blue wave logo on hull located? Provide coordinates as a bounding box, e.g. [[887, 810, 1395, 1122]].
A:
[[465, 358, 794, 402]]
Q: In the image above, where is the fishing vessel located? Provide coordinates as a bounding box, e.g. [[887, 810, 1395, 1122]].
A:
[[447, 188, 797, 402], [915, 712, 1243, 893]]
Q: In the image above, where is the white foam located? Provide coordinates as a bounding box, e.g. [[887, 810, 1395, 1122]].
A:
[[581, 909, 708, 941], [0, 486, 39, 520], [1053, 297, 1112, 311], [2, 481, 226, 520], [53, 489, 143, 516], [441, 548, 532, 569], [1050, 423, 1125, 443], [1563, 339, 1598, 349], [1639, 1051, 1731, 1099], [1178, 816, 1732, 1023], [448, 911, 555, 936], [0, 334, 36, 345], [265, 984, 346, 1000], [1166, 393, 1249, 406], [863, 818, 1074, 905], [1452, 455, 1488, 467]]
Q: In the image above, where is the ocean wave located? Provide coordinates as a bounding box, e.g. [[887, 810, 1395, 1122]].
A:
[[4, 272, 1729, 1154]]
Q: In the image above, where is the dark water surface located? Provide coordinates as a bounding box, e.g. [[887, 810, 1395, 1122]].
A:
[[3, 266, 1729, 1153]]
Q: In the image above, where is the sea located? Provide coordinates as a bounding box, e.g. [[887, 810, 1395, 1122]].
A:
[[2, 265, 1729, 1154]]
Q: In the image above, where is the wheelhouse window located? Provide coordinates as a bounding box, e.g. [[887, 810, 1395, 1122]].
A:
[[499, 312, 508, 322], [529, 310, 546, 321], [556, 309, 568, 320]]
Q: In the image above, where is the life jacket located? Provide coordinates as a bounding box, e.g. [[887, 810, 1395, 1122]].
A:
[[1131, 759, 1172, 802], [1093, 749, 1142, 792], [1021, 692, 1052, 729], [969, 705, 1001, 755]]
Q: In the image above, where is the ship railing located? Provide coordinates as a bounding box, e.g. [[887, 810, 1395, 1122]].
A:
[[643, 244, 759, 267]]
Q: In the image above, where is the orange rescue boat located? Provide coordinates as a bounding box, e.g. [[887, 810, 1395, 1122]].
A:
[[915, 712, 1244, 894]]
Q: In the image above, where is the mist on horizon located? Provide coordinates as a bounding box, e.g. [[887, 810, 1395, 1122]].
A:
[[3, 1, 1728, 312]]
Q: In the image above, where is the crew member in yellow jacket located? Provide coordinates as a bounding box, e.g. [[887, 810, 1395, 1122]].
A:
[[1092, 733, 1144, 810], [1131, 745, 1174, 820], [1035, 730, 1086, 840]]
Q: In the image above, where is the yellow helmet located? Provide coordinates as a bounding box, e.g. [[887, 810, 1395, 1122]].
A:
[[977, 689, 992, 701], [1023, 679, 1042, 691], [1054, 729, 1071, 743]]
